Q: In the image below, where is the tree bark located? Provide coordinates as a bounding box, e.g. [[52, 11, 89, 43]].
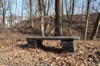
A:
[[21, 0, 24, 20], [29, 0, 34, 28], [84, 0, 90, 39], [55, 0, 63, 36], [38, 0, 45, 36], [0, 0, 3, 29], [69, 0, 74, 36], [2, 0, 6, 28], [91, 13, 100, 40], [46, 0, 52, 16], [8, 0, 12, 26]]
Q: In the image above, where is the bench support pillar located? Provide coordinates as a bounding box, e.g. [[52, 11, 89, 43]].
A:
[[27, 39, 43, 48], [36, 40, 43, 48], [60, 40, 76, 52]]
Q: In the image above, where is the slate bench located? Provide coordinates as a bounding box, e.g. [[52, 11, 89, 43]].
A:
[[26, 37, 80, 52]]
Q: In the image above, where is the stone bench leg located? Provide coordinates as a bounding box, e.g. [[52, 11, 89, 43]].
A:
[[27, 39, 37, 48], [27, 39, 42, 48], [36, 40, 43, 48], [60, 40, 77, 52]]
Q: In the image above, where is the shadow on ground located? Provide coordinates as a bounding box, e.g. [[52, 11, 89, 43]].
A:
[[17, 44, 62, 53]]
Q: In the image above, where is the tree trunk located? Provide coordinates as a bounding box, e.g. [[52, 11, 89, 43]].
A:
[[65, 0, 74, 36], [15, 0, 17, 21], [84, 0, 90, 39], [91, 13, 100, 40], [2, 9, 5, 28], [43, 0, 46, 16], [29, 0, 34, 28], [21, 0, 24, 21], [45, 18, 51, 35], [69, 0, 74, 36], [0, 1, 3, 30], [2, 0, 6, 28], [46, 0, 52, 16], [38, 0, 45, 36], [81, 0, 85, 23], [8, 0, 12, 26], [55, 0, 63, 36]]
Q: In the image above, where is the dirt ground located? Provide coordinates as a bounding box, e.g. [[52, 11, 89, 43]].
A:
[[0, 13, 100, 66], [0, 28, 99, 66]]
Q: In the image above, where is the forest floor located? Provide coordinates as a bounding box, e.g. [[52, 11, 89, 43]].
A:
[[0, 13, 100, 66], [0, 28, 99, 66]]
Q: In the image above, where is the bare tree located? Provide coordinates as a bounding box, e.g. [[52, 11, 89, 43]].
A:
[[15, 0, 17, 20], [23, 0, 30, 19], [84, 0, 91, 39], [2, 0, 12, 27], [65, 0, 75, 36], [0, 0, 2, 13], [38, 0, 45, 36], [33, 0, 39, 17], [69, 0, 75, 36], [46, 0, 52, 16], [43, 0, 53, 16], [2, 0, 6, 28], [21, 0, 24, 20], [29, 0, 34, 28], [42, 0, 46, 16], [0, 0, 3, 29], [8, 0, 13, 26], [55, 0, 63, 36], [91, 13, 100, 40]]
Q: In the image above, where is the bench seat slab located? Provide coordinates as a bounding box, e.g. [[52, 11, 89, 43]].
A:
[[26, 37, 78, 52]]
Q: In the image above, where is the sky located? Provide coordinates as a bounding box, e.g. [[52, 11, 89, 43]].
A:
[[6, 0, 100, 17]]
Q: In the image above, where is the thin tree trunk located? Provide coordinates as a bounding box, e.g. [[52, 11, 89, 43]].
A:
[[46, 0, 52, 16], [21, 0, 24, 20], [0, 1, 3, 29], [8, 0, 12, 26], [15, 0, 17, 21], [38, 0, 45, 36], [2, 0, 6, 28], [91, 13, 100, 40], [69, 0, 74, 36], [84, 0, 90, 39], [81, 0, 84, 21], [65, 0, 69, 20], [45, 18, 51, 35], [50, 26, 55, 36], [2, 10, 5, 28], [42, 0, 46, 16], [65, 0, 74, 36]]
